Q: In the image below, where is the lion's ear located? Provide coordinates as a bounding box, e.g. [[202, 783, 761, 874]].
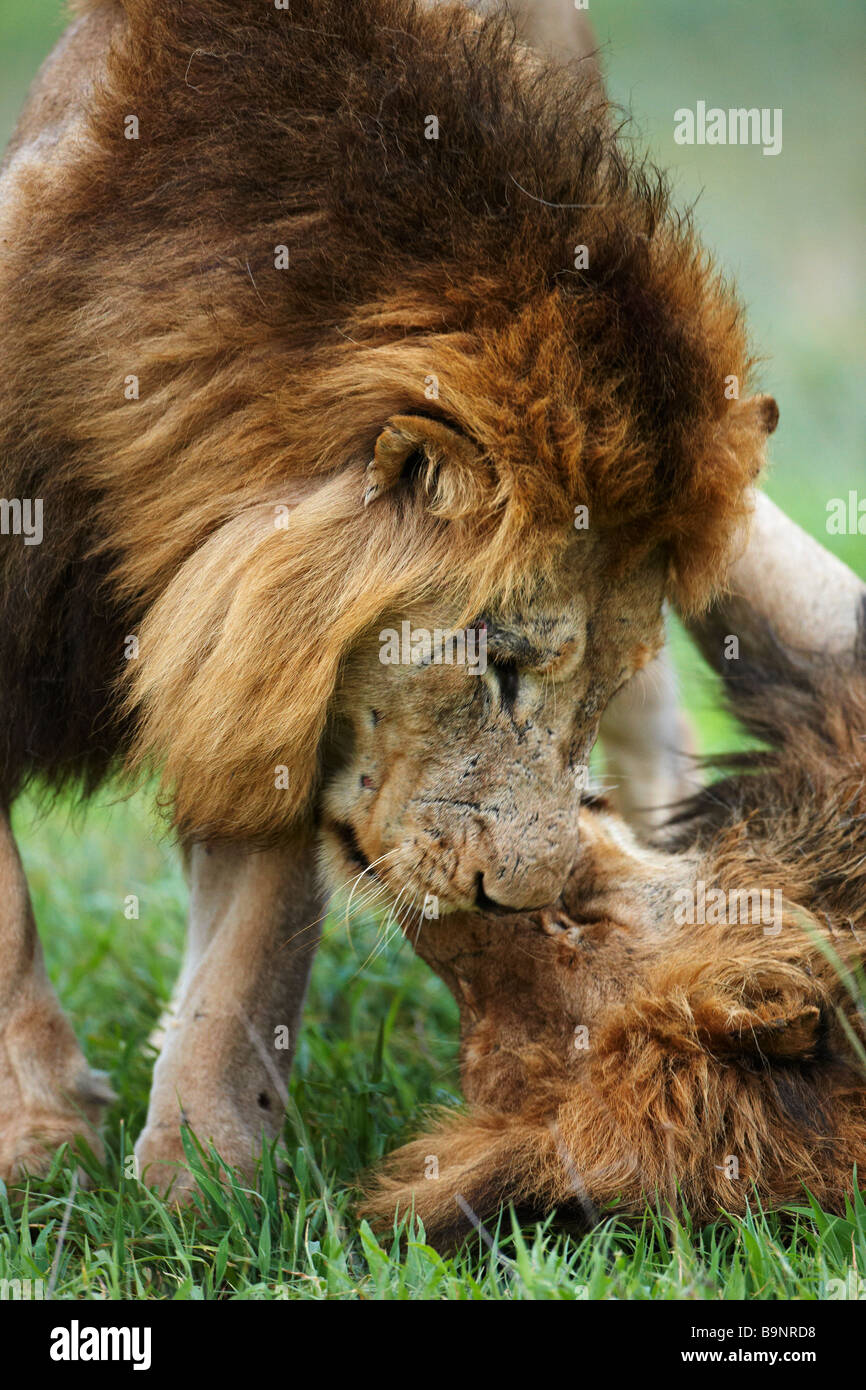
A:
[[362, 415, 484, 517], [697, 996, 823, 1061], [746, 392, 779, 437], [720, 391, 778, 440]]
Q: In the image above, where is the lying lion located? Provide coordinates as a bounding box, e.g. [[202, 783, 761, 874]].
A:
[[0, 0, 778, 1188], [364, 532, 866, 1248]]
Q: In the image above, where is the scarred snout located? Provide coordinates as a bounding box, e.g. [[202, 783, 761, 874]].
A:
[[402, 792, 582, 913], [468, 817, 580, 912]]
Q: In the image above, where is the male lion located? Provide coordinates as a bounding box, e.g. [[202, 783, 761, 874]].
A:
[[0, 0, 777, 1189], [364, 508, 866, 1248]]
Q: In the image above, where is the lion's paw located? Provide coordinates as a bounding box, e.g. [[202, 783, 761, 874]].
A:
[[0, 1100, 110, 1184], [134, 1120, 258, 1204]]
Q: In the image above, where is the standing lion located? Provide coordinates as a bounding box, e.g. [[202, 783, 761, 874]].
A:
[[0, 0, 778, 1190]]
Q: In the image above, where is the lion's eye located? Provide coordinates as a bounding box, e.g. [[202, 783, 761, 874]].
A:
[[491, 660, 519, 711]]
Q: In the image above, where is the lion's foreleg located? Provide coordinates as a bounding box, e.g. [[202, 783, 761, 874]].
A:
[[134, 835, 323, 1196], [0, 808, 113, 1180], [601, 493, 866, 833], [599, 639, 701, 837], [691, 489, 866, 660]]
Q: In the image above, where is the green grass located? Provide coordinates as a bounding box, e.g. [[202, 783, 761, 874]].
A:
[[4, 1139, 866, 1300], [1, 0, 865, 1301]]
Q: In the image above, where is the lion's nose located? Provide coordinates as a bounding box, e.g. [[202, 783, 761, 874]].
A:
[[474, 867, 565, 914], [461, 811, 579, 913]]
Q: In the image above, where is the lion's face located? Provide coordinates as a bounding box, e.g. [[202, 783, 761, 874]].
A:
[[321, 537, 666, 916]]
